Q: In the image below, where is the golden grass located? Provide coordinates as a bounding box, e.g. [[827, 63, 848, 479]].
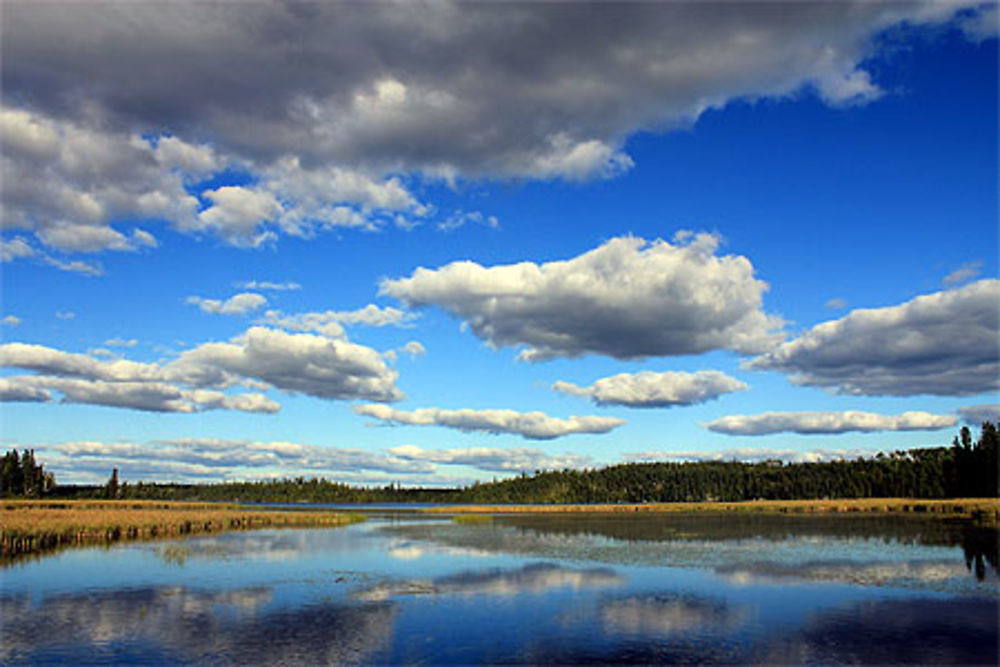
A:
[[423, 497, 1000, 520], [0, 499, 364, 559]]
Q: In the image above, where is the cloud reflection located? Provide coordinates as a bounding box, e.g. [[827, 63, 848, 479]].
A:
[[758, 597, 999, 665], [601, 593, 747, 636], [717, 559, 981, 588], [0, 586, 394, 664], [356, 562, 624, 602]]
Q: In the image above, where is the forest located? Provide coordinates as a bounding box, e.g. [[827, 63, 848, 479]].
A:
[[6, 423, 998, 504]]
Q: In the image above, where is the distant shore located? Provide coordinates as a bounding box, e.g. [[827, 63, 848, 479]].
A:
[[0, 500, 362, 559], [421, 497, 1000, 520]]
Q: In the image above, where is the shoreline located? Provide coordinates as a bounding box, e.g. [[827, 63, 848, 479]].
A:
[[420, 497, 1000, 520], [0, 500, 363, 559]]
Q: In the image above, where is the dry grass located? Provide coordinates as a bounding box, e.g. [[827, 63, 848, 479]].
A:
[[1, 499, 364, 558], [423, 497, 1000, 520]]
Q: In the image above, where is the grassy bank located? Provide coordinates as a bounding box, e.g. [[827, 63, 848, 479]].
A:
[[1, 500, 364, 559], [423, 497, 1000, 520]]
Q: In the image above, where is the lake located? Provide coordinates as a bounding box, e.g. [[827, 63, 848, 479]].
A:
[[2, 512, 997, 664]]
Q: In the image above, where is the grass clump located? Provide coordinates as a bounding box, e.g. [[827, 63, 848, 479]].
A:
[[452, 514, 493, 524]]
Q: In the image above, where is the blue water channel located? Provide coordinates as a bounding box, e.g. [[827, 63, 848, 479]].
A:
[[1, 512, 997, 664]]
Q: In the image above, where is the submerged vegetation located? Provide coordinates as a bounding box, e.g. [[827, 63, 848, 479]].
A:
[[0, 500, 363, 560]]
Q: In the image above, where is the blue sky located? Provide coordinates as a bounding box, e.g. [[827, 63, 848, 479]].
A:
[[1, 2, 997, 486]]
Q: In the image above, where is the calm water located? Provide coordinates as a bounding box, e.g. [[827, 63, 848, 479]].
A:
[[1, 512, 997, 665]]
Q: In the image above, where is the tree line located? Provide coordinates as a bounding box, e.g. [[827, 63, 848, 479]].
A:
[[1, 449, 56, 498], [24, 422, 1000, 504]]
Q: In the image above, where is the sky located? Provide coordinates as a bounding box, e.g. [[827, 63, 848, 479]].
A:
[[1, 1, 998, 487]]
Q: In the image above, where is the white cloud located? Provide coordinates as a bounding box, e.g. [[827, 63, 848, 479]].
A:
[[3, 2, 982, 182], [389, 444, 591, 473], [0, 374, 277, 414], [553, 370, 747, 408], [704, 410, 957, 436], [957, 404, 1000, 426], [2, 315, 20, 326], [354, 404, 625, 440], [41, 255, 103, 276], [0, 237, 35, 262], [187, 292, 268, 316], [0, 106, 200, 253], [0, 377, 51, 402], [38, 437, 435, 482], [105, 337, 137, 347], [437, 210, 500, 233], [261, 304, 417, 338], [623, 447, 878, 464], [747, 280, 1000, 396], [1, 236, 103, 275], [0, 342, 162, 381], [381, 233, 783, 361], [942, 261, 982, 287], [54, 311, 75, 320], [170, 327, 403, 402], [237, 280, 301, 291], [1, 326, 404, 412], [190, 186, 283, 248], [825, 297, 848, 310]]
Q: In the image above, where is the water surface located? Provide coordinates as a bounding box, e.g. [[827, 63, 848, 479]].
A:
[[2, 512, 996, 664]]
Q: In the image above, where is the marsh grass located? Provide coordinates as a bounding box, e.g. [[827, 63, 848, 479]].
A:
[[0, 499, 364, 560], [425, 498, 1000, 521], [452, 514, 493, 524]]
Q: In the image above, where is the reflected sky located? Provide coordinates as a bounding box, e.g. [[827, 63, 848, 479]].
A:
[[2, 514, 997, 665]]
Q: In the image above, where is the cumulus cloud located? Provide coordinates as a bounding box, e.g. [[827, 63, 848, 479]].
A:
[[382, 233, 783, 361], [0, 106, 199, 253], [704, 410, 957, 436], [957, 404, 1000, 426], [45, 438, 432, 480], [0, 374, 278, 414], [0, 106, 430, 255], [169, 327, 403, 402], [389, 445, 592, 473], [747, 280, 1000, 396], [2, 315, 20, 326], [2, 2, 982, 183], [187, 292, 268, 316], [623, 447, 877, 464], [354, 404, 625, 440], [553, 370, 747, 408], [17, 437, 601, 484], [261, 304, 417, 338], [1, 326, 404, 412], [0, 377, 51, 403]]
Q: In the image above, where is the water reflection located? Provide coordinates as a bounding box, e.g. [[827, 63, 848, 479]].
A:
[[758, 597, 999, 665], [356, 561, 624, 601], [3, 515, 997, 665], [0, 585, 394, 665], [384, 514, 999, 592], [717, 558, 977, 588], [601, 593, 746, 635]]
